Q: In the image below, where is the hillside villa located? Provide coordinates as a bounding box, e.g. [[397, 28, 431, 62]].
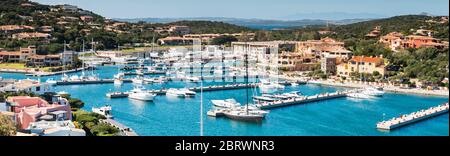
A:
[[336, 55, 386, 78]]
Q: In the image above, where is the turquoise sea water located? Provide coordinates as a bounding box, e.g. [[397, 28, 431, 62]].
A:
[[1, 66, 448, 136]]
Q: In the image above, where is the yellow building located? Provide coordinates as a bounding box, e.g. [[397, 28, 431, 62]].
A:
[[337, 56, 386, 78]]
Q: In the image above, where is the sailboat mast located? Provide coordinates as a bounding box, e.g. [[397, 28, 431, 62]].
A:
[[245, 43, 249, 114], [199, 40, 204, 136]]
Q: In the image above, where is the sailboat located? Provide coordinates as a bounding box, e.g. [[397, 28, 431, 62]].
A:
[[223, 48, 266, 122]]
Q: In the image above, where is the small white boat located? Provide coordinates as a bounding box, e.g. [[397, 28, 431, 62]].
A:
[[166, 88, 196, 97], [46, 78, 57, 85], [186, 76, 200, 82], [114, 78, 123, 85], [114, 73, 125, 79], [223, 109, 265, 122], [362, 87, 384, 97], [259, 79, 285, 92], [57, 91, 69, 96], [69, 75, 80, 81], [211, 99, 241, 108], [291, 83, 299, 86], [347, 92, 372, 99], [61, 74, 69, 81], [92, 105, 113, 119], [136, 69, 145, 75], [128, 86, 156, 101], [131, 77, 144, 84], [232, 106, 269, 115]]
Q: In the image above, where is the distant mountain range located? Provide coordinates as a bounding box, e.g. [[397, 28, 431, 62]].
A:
[[113, 17, 380, 30]]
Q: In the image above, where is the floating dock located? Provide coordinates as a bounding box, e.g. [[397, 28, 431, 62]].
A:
[[376, 103, 449, 130], [123, 71, 166, 75], [56, 79, 133, 85], [106, 83, 259, 98], [253, 90, 352, 109], [25, 67, 94, 77], [99, 119, 138, 136]]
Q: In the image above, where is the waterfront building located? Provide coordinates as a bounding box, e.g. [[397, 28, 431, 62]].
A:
[[60, 50, 76, 65], [0, 51, 21, 63], [0, 46, 37, 63], [278, 52, 319, 71], [0, 79, 52, 95], [336, 55, 386, 78], [26, 54, 61, 67], [321, 56, 337, 75]]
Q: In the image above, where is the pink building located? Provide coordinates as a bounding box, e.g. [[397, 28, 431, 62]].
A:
[[6, 96, 71, 129]]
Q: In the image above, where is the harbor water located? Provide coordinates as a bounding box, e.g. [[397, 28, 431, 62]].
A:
[[1, 66, 448, 136]]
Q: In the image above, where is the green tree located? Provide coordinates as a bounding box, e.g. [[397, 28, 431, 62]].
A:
[[0, 114, 16, 136]]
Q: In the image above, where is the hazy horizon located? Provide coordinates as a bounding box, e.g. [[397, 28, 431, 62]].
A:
[[32, 0, 449, 20]]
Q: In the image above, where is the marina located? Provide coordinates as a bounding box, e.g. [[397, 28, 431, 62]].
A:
[[377, 103, 449, 130], [2, 65, 448, 136]]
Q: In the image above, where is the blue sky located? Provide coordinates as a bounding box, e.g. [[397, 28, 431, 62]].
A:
[[33, 0, 449, 19]]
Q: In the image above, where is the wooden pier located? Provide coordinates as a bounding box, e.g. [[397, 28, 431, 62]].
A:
[[376, 103, 449, 130], [99, 119, 138, 136]]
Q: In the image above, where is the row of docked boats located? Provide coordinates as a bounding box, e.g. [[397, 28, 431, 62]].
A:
[[209, 98, 269, 122], [252, 91, 303, 103], [346, 87, 385, 99]]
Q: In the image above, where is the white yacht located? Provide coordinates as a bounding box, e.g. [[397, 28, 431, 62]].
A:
[[259, 79, 285, 91], [131, 76, 144, 84], [92, 105, 113, 119], [128, 86, 156, 101], [232, 106, 270, 115], [136, 69, 145, 75], [186, 76, 200, 82], [46, 78, 57, 85], [61, 74, 69, 81], [166, 88, 196, 97], [291, 82, 299, 86], [57, 91, 69, 96], [347, 92, 372, 99], [211, 99, 241, 108], [223, 109, 265, 122], [362, 87, 384, 97]]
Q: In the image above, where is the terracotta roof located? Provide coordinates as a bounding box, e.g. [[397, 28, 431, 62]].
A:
[[350, 56, 383, 63], [6, 96, 49, 107], [0, 51, 21, 56]]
